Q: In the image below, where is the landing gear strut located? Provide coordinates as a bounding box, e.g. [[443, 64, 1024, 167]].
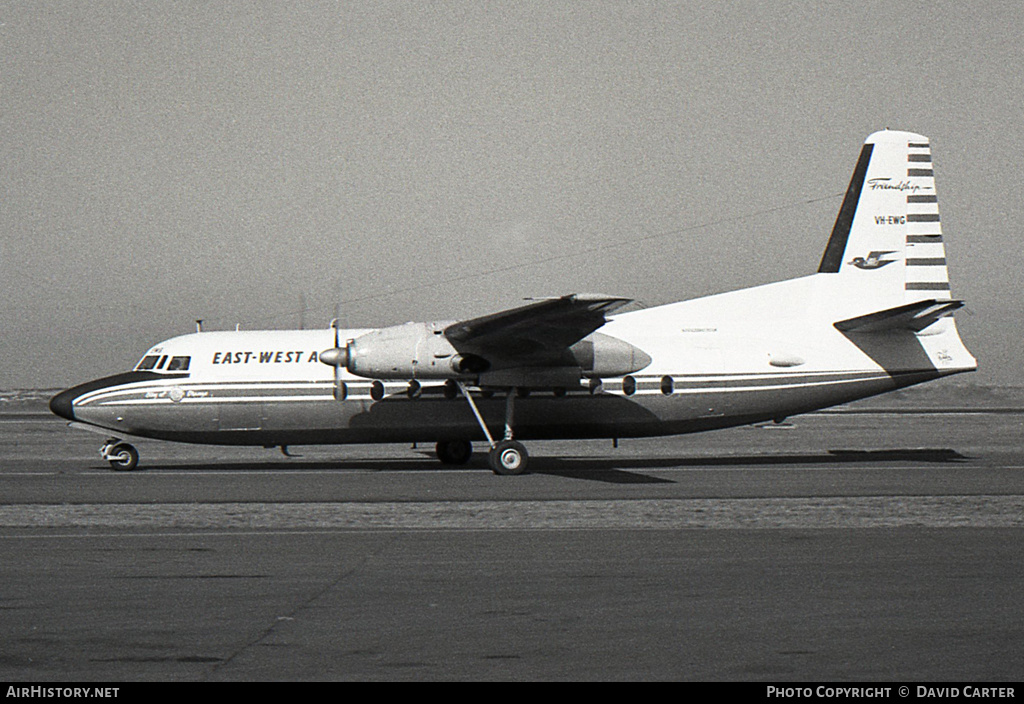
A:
[[100, 439, 139, 471], [456, 382, 529, 475]]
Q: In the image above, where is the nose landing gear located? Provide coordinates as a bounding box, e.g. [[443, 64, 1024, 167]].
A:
[[100, 439, 139, 471]]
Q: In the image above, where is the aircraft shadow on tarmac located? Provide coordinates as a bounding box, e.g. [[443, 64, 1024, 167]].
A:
[[131, 447, 969, 484]]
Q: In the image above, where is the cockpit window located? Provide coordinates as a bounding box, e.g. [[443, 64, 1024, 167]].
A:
[[166, 356, 191, 371], [135, 354, 190, 372], [135, 355, 160, 371]]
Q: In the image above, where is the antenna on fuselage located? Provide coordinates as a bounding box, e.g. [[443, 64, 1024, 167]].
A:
[[195, 319, 203, 333]]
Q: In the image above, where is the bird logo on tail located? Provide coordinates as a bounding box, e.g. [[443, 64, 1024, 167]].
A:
[[848, 251, 898, 270]]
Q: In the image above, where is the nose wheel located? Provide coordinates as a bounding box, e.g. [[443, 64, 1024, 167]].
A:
[[100, 439, 139, 471]]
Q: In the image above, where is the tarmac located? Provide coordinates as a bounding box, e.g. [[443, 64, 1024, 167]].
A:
[[1, 405, 1022, 681]]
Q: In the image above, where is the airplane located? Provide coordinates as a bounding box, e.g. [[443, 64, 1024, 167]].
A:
[[50, 130, 977, 475]]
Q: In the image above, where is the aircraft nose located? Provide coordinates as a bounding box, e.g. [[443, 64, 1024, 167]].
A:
[[49, 387, 77, 421]]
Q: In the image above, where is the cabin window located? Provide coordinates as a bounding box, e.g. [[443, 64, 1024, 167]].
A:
[[135, 355, 160, 371], [167, 356, 191, 371], [622, 375, 636, 396], [661, 376, 675, 395]]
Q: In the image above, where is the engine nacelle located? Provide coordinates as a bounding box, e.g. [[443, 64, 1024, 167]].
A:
[[570, 332, 652, 377], [321, 322, 483, 380], [320, 324, 649, 382]]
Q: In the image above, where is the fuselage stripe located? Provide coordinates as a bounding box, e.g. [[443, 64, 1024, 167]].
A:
[[78, 371, 903, 407]]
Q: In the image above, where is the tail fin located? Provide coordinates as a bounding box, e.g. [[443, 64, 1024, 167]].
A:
[[818, 130, 952, 305]]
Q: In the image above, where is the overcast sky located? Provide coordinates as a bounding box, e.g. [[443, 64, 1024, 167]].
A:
[[2, 1, 1021, 388]]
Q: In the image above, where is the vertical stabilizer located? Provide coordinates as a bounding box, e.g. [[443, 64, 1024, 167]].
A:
[[818, 131, 952, 306]]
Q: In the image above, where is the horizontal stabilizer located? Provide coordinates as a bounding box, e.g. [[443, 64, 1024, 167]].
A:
[[834, 299, 964, 334]]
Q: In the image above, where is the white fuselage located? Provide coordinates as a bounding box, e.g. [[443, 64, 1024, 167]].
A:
[[52, 271, 976, 448]]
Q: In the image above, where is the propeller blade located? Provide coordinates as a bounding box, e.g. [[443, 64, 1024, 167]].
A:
[[329, 320, 346, 401]]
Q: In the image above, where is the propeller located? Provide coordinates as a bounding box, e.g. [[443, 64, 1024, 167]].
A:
[[321, 320, 349, 401]]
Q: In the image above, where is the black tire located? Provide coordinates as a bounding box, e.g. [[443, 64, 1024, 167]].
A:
[[488, 440, 528, 475], [435, 440, 473, 465], [108, 443, 139, 471]]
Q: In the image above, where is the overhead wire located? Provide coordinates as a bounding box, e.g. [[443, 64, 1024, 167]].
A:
[[212, 191, 843, 329]]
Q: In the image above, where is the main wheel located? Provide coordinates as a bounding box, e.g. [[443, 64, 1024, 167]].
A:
[[435, 439, 473, 465], [488, 440, 528, 475], [108, 443, 139, 471]]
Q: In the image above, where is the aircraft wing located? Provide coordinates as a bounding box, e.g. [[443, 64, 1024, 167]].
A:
[[444, 294, 632, 360]]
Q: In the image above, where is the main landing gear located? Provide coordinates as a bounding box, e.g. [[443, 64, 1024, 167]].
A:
[[455, 382, 529, 475], [100, 438, 139, 471], [435, 439, 473, 465], [489, 439, 528, 475]]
